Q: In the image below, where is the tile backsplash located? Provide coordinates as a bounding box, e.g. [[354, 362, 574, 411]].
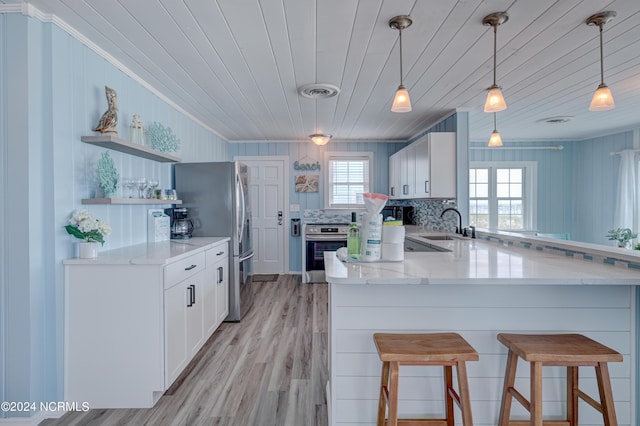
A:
[[303, 199, 459, 231]]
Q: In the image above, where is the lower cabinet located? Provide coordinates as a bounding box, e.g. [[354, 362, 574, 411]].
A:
[[164, 269, 205, 387], [64, 238, 229, 408], [204, 243, 229, 336]]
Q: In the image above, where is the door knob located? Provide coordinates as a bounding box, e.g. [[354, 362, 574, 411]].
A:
[[278, 210, 283, 225]]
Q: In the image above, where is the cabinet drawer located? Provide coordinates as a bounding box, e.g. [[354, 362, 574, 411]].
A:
[[165, 252, 206, 289], [206, 243, 229, 266]]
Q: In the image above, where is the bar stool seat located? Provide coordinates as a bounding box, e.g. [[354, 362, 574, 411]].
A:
[[497, 333, 623, 426], [373, 332, 479, 426]]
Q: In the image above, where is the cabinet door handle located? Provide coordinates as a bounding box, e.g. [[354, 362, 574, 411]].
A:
[[217, 266, 223, 284], [403, 185, 409, 195], [391, 187, 395, 196], [186, 285, 194, 307], [184, 264, 197, 271], [425, 181, 430, 194], [216, 251, 224, 256]]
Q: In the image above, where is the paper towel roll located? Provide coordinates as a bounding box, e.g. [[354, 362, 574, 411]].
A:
[[382, 242, 404, 261], [382, 225, 405, 243]]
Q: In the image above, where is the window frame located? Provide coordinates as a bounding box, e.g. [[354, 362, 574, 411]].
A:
[[469, 161, 537, 231], [323, 151, 373, 209]]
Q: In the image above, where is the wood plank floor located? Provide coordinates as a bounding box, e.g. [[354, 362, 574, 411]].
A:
[[41, 276, 328, 426]]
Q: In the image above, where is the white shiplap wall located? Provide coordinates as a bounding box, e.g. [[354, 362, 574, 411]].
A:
[[330, 283, 634, 425]]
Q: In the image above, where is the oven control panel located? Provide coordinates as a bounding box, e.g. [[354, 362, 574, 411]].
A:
[[305, 224, 349, 235]]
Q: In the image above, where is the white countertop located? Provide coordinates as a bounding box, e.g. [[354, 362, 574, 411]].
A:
[[325, 231, 640, 285], [64, 237, 230, 266]]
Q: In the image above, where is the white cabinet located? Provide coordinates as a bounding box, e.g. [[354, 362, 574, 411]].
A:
[[204, 243, 229, 335], [388, 132, 456, 199], [163, 251, 206, 387], [64, 238, 229, 408], [389, 151, 400, 198]]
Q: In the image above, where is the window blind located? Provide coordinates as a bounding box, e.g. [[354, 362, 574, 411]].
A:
[[327, 157, 370, 208]]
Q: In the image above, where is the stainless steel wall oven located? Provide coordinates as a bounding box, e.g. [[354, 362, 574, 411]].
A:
[[302, 223, 348, 283]]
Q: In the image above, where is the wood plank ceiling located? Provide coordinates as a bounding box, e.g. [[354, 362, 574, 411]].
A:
[[6, 0, 640, 142]]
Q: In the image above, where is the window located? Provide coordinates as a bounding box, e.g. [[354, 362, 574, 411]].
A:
[[324, 152, 373, 209], [469, 162, 537, 231]]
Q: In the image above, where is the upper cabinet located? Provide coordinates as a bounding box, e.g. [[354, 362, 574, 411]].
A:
[[388, 132, 456, 200]]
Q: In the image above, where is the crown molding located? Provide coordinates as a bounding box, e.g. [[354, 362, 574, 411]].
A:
[[1, 2, 228, 142]]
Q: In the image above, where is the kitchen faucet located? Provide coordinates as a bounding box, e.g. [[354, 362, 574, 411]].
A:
[[440, 207, 463, 235]]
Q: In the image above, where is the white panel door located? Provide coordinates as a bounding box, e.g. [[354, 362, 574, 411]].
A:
[[244, 159, 286, 274]]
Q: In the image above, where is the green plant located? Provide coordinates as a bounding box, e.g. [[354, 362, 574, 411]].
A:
[[65, 209, 111, 245], [606, 227, 637, 245]]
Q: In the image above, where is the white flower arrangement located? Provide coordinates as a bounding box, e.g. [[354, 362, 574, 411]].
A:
[[65, 209, 111, 245]]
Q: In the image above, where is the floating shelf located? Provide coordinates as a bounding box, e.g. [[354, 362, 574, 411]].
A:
[[81, 198, 182, 205], [81, 135, 181, 163]]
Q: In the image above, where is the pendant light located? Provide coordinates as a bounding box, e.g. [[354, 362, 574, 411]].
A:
[[389, 15, 413, 113], [586, 11, 616, 111], [482, 12, 509, 112], [309, 133, 332, 146], [488, 113, 503, 147]]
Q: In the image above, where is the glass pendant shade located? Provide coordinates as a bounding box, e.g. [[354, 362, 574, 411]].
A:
[[589, 83, 615, 111], [586, 11, 617, 111], [484, 85, 507, 112], [391, 85, 412, 113], [488, 130, 503, 147], [310, 134, 331, 146]]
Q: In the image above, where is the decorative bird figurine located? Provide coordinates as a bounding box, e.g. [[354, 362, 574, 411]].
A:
[[94, 86, 118, 134]]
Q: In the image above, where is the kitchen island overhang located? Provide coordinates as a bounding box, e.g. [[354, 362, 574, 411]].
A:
[[324, 234, 640, 426]]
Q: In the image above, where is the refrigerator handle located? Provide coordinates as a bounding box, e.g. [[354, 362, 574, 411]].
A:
[[236, 173, 245, 242], [239, 251, 255, 262]]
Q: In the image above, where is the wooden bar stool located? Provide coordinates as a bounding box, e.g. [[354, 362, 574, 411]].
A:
[[373, 332, 479, 426], [497, 333, 623, 426]]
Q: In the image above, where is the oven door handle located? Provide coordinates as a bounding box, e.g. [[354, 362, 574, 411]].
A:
[[239, 251, 255, 262], [305, 236, 348, 241]]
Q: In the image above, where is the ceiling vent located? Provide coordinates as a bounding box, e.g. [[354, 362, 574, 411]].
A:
[[298, 83, 341, 99], [536, 116, 574, 124]]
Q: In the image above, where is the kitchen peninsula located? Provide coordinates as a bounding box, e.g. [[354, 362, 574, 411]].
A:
[[325, 231, 640, 426]]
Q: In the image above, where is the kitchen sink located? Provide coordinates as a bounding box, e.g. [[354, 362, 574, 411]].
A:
[[421, 235, 454, 240]]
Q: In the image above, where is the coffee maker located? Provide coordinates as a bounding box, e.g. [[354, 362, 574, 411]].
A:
[[165, 207, 194, 239]]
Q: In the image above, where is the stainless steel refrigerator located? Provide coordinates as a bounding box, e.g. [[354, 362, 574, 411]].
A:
[[174, 162, 253, 321]]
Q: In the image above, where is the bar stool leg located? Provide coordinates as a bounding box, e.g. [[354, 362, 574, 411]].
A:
[[566, 366, 578, 426], [595, 362, 618, 426], [378, 361, 390, 426], [456, 361, 474, 426], [443, 366, 454, 426], [388, 361, 400, 426], [531, 361, 543, 426], [498, 350, 518, 426]]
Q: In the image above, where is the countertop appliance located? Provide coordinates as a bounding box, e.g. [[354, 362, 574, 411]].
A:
[[381, 205, 416, 225], [165, 207, 194, 239], [174, 162, 254, 321], [302, 223, 349, 283]]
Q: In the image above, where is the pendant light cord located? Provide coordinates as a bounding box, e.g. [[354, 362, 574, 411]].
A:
[[493, 112, 497, 132], [493, 24, 498, 86], [599, 24, 605, 85], [399, 27, 404, 86]]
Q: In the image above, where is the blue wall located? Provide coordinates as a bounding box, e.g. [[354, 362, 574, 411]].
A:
[[572, 131, 635, 244], [229, 112, 469, 272], [229, 141, 405, 272], [1, 14, 228, 418], [469, 131, 636, 245]]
